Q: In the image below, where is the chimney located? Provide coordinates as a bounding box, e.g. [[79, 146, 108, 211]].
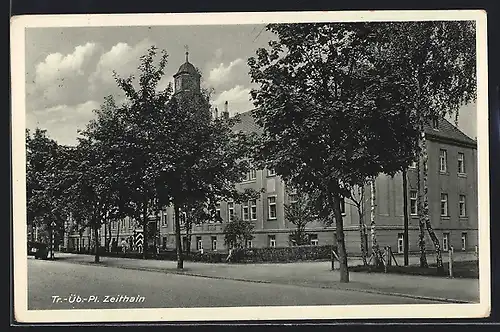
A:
[[223, 101, 229, 119]]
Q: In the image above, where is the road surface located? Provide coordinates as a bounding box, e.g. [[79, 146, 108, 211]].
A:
[[27, 257, 440, 310]]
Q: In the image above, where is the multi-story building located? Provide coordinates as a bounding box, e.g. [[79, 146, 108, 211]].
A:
[[64, 54, 478, 256]]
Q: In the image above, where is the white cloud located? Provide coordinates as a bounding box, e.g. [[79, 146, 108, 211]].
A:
[[207, 58, 244, 87], [89, 38, 153, 88], [27, 100, 100, 146], [35, 42, 97, 86], [212, 85, 253, 115], [214, 48, 223, 59]]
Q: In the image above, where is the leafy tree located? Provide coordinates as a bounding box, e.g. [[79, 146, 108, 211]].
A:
[[223, 215, 255, 249], [366, 21, 477, 272], [248, 23, 419, 282], [26, 128, 72, 257], [284, 192, 317, 246], [180, 200, 214, 254], [113, 46, 258, 269], [66, 96, 132, 263], [112, 46, 174, 259]]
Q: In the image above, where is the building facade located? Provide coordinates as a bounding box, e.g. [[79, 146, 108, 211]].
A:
[[64, 55, 478, 256]]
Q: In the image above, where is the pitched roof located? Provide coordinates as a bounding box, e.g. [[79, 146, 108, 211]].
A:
[[424, 117, 476, 148], [232, 109, 476, 148], [231, 109, 263, 135]]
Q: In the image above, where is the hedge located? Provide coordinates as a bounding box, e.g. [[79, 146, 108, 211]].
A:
[[62, 245, 337, 264], [232, 245, 337, 263]]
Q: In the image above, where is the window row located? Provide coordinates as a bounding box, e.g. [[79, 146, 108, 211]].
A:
[[409, 192, 467, 217], [397, 232, 468, 253], [242, 168, 276, 181], [439, 149, 466, 174], [409, 150, 466, 175]]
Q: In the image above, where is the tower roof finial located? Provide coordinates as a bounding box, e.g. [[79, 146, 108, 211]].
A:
[[184, 45, 189, 62]]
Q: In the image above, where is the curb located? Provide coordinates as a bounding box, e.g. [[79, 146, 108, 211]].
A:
[[46, 258, 473, 304]]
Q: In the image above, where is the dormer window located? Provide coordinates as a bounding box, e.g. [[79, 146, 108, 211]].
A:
[[432, 118, 439, 130]]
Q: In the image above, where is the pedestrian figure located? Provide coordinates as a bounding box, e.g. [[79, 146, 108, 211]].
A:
[[120, 238, 127, 253], [226, 248, 233, 262]]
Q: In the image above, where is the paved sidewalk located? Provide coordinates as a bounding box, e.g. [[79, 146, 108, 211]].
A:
[[49, 253, 480, 304]]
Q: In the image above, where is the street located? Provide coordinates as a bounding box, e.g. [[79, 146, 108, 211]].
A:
[[27, 257, 441, 310]]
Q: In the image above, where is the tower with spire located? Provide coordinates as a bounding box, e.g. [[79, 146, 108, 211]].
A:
[[173, 46, 201, 94], [171, 46, 211, 121]]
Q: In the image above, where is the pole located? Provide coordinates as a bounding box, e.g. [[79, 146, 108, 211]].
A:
[[402, 168, 409, 266], [449, 246, 454, 278]]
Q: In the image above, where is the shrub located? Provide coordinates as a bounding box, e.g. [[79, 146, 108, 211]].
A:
[[231, 245, 337, 263]]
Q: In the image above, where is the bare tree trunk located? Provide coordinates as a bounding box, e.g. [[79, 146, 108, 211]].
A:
[[358, 213, 368, 266], [107, 221, 112, 252], [421, 133, 444, 273], [417, 133, 429, 268], [174, 202, 184, 269], [116, 219, 121, 251], [328, 187, 349, 283], [370, 179, 383, 268], [104, 219, 108, 252], [185, 219, 192, 255], [94, 225, 100, 263], [402, 168, 410, 266], [142, 200, 148, 259], [359, 186, 368, 265]]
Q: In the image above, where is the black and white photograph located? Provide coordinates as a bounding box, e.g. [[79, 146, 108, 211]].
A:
[[11, 10, 490, 323]]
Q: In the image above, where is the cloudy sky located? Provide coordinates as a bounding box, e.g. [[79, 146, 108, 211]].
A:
[[25, 24, 477, 146]]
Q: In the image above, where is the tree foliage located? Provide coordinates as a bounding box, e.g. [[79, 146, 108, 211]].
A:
[[248, 23, 422, 282], [284, 192, 317, 246], [223, 216, 255, 249]]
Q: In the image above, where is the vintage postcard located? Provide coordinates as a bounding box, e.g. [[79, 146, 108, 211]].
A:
[[11, 10, 490, 323]]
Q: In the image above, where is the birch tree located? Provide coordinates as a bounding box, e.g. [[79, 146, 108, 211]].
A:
[[368, 21, 477, 272]]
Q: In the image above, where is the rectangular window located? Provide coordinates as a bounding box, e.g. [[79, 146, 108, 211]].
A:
[[409, 160, 417, 169], [289, 192, 298, 205], [216, 204, 221, 222], [246, 239, 253, 248], [162, 236, 167, 249], [410, 190, 418, 215], [121, 219, 126, 228], [440, 193, 448, 216], [228, 201, 234, 221], [268, 196, 277, 219], [459, 194, 466, 217], [310, 234, 318, 246], [250, 199, 257, 220], [289, 235, 297, 246], [439, 149, 447, 173], [267, 168, 276, 176], [397, 233, 404, 254], [211, 236, 217, 251], [268, 235, 276, 248], [112, 221, 116, 229], [242, 202, 249, 221], [249, 169, 257, 180], [340, 197, 346, 215], [180, 211, 187, 224], [461, 233, 467, 251], [458, 152, 465, 174], [161, 212, 168, 226], [196, 236, 203, 251], [443, 233, 449, 252]]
